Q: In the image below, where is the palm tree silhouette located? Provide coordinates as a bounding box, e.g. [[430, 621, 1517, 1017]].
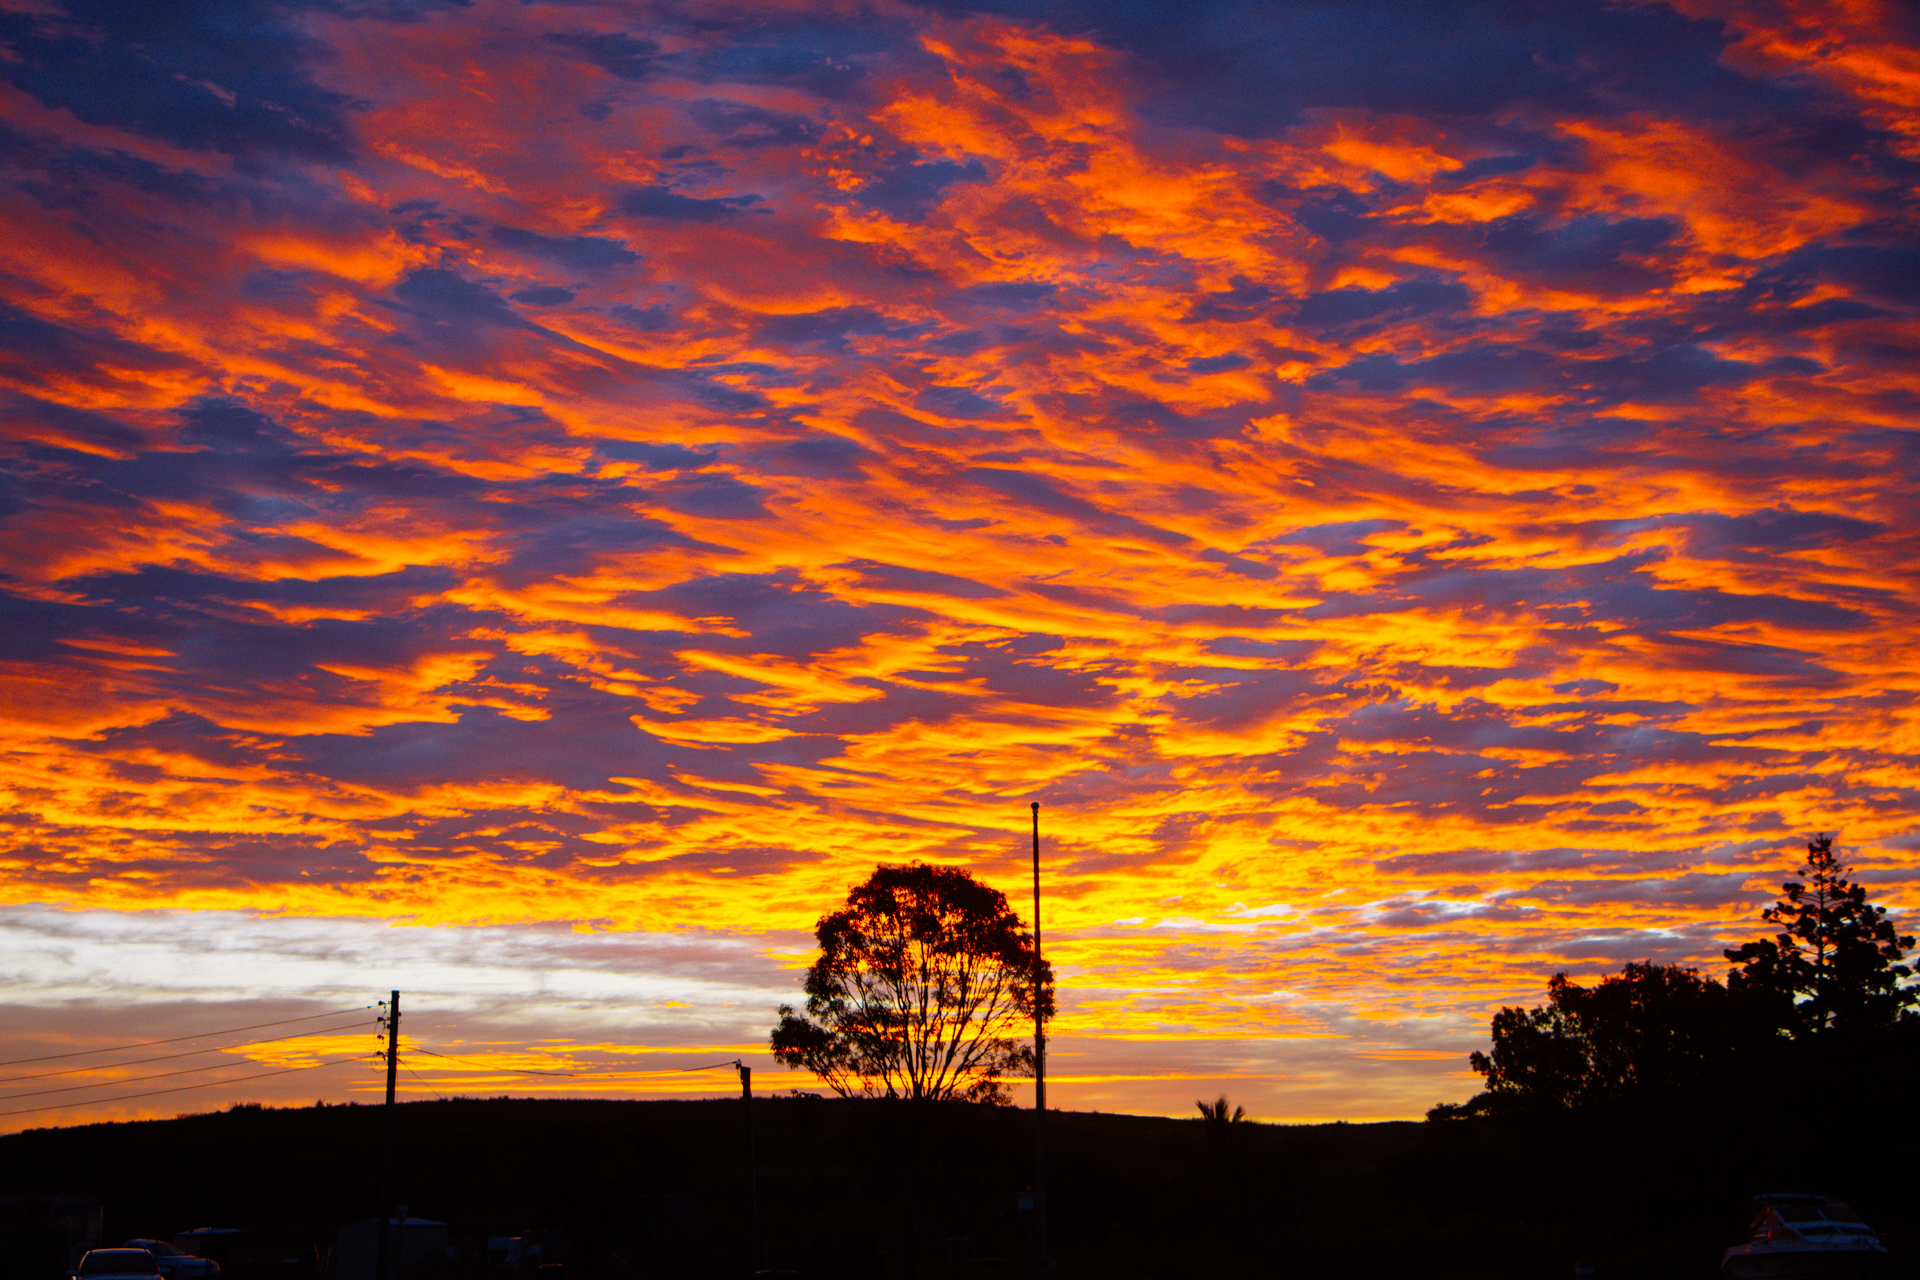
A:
[[1196, 1096, 1245, 1131]]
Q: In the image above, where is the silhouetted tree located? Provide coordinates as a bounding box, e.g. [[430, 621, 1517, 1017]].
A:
[[769, 862, 1053, 1103], [1196, 1096, 1246, 1135], [1437, 842, 1918, 1122], [1725, 834, 1916, 1038], [1460, 962, 1761, 1113], [1196, 1097, 1244, 1123]]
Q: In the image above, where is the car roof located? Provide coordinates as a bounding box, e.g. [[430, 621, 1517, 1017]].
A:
[[80, 1250, 160, 1275]]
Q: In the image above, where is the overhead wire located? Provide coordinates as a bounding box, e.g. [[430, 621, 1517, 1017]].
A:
[[402, 1064, 449, 1102], [412, 1048, 577, 1077], [408, 1051, 744, 1080], [1, 998, 754, 1116], [0, 1017, 376, 1085], [0, 1054, 375, 1118], [0, 1044, 384, 1102], [0, 1007, 375, 1068]]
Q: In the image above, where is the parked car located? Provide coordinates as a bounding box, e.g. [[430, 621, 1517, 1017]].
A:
[[124, 1240, 220, 1279], [72, 1248, 162, 1280], [1723, 1194, 1889, 1278]]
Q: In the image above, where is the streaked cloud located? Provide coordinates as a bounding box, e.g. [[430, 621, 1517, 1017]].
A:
[[0, 0, 1915, 1128]]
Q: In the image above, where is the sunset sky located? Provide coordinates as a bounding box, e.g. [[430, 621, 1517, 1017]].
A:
[[2, 0, 1917, 1130]]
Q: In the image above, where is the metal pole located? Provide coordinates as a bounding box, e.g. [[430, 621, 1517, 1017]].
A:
[[377, 990, 399, 1280], [1031, 803, 1048, 1267], [741, 1062, 761, 1271]]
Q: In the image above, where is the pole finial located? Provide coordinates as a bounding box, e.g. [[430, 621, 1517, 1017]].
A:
[[1031, 801, 1039, 812]]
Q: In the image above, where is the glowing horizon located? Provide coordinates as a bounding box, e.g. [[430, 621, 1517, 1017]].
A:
[[1, 0, 1916, 1130]]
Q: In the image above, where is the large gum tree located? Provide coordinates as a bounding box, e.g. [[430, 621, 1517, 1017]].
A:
[[770, 862, 1053, 1103]]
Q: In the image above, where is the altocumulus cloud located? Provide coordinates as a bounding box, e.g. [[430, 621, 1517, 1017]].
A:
[[0, 0, 1915, 1126]]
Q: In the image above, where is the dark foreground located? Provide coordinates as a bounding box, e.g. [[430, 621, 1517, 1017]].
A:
[[2, 1093, 1915, 1280]]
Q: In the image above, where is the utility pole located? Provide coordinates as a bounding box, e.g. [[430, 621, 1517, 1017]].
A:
[[376, 990, 400, 1280], [1031, 802, 1048, 1268], [385, 989, 401, 1106], [738, 1061, 762, 1271]]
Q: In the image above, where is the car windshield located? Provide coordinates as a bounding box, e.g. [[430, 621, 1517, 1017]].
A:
[[125, 1242, 182, 1257], [81, 1251, 161, 1275], [1775, 1204, 1828, 1223]]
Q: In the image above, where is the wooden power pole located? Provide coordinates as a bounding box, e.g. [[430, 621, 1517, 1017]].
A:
[[376, 990, 400, 1280], [1031, 803, 1048, 1267], [739, 1061, 761, 1270], [385, 990, 400, 1107]]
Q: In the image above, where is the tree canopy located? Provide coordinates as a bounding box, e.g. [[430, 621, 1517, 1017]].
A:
[[1439, 834, 1916, 1120], [770, 862, 1053, 1104], [1457, 962, 1766, 1114], [1725, 834, 1916, 1038]]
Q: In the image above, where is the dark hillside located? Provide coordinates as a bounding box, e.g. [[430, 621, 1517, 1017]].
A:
[[3, 1093, 1914, 1280]]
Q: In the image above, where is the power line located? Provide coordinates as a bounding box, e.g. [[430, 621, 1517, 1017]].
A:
[[584, 1060, 745, 1077], [413, 1048, 577, 1077], [0, 1017, 375, 1085], [402, 1064, 448, 1102], [2, 1008, 752, 1111], [0, 1007, 374, 1068], [0, 1054, 373, 1118], [408, 1051, 753, 1080], [403, 1054, 760, 1086], [409, 1054, 745, 1080], [0, 1043, 381, 1102]]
